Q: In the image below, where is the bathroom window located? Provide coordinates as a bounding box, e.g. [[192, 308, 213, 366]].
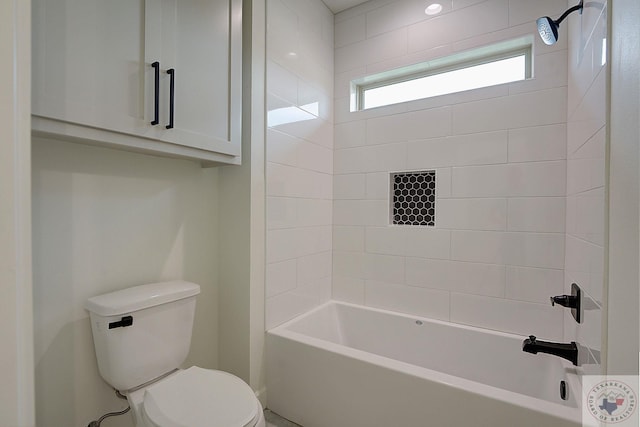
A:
[[352, 37, 532, 111], [391, 171, 436, 226]]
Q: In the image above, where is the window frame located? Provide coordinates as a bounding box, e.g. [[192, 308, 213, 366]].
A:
[[352, 37, 534, 111]]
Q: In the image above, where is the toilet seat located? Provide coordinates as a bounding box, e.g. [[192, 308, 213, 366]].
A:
[[142, 366, 260, 427]]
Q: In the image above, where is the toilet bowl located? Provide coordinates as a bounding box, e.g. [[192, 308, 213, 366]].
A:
[[85, 281, 265, 427], [128, 367, 265, 427]]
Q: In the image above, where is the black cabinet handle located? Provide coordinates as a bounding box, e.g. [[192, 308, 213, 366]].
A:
[[166, 68, 175, 129], [151, 61, 160, 125]]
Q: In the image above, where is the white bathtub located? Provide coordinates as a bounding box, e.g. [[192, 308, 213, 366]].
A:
[[266, 301, 582, 427]]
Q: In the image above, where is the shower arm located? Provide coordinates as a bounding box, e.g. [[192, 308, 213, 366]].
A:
[[555, 0, 583, 25]]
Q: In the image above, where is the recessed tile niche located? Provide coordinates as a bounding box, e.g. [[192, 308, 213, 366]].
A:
[[391, 171, 436, 226]]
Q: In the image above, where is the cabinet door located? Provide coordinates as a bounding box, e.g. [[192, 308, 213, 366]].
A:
[[145, 0, 242, 157], [32, 0, 147, 135]]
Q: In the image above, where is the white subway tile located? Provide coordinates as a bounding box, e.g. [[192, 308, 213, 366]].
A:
[[333, 251, 364, 279], [450, 293, 563, 341], [298, 80, 333, 121], [334, 200, 389, 226], [335, 14, 366, 48], [451, 161, 566, 197], [451, 231, 565, 269], [333, 226, 365, 252], [332, 276, 365, 304], [297, 199, 332, 227], [507, 197, 566, 233], [566, 127, 606, 194], [567, 71, 606, 151], [436, 168, 452, 198], [365, 226, 406, 256], [267, 163, 301, 197], [365, 280, 450, 320], [297, 225, 332, 256], [273, 114, 333, 149], [266, 259, 297, 298], [267, 129, 300, 166], [297, 276, 332, 304], [566, 188, 605, 246], [266, 291, 322, 329], [509, 49, 568, 95], [406, 131, 508, 169], [335, 28, 407, 73], [334, 143, 408, 174], [365, 172, 390, 200], [366, 0, 453, 39], [334, 0, 396, 23], [335, 94, 409, 125], [366, 107, 452, 145], [267, 197, 297, 230], [405, 258, 506, 297], [407, 0, 509, 53], [267, 228, 300, 263], [404, 227, 452, 259], [508, 124, 567, 162], [298, 251, 332, 286], [365, 226, 450, 259], [334, 174, 366, 199], [334, 67, 365, 100], [437, 198, 508, 231], [335, 120, 367, 149], [564, 235, 605, 302], [363, 253, 405, 283], [452, 88, 567, 134], [505, 266, 564, 304], [267, 60, 298, 105], [298, 140, 333, 174], [452, 0, 486, 9], [563, 290, 602, 357], [507, 0, 567, 27]]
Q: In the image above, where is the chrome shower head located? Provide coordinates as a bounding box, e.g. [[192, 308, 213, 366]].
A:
[[537, 0, 583, 45]]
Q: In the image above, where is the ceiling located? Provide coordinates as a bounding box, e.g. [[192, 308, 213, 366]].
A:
[[322, 0, 370, 13]]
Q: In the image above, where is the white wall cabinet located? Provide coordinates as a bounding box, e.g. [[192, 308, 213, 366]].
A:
[[32, 0, 242, 166]]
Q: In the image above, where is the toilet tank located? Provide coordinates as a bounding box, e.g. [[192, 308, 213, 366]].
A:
[[85, 281, 201, 391]]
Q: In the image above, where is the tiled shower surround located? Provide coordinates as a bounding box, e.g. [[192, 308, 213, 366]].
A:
[[332, 0, 571, 342], [266, 0, 605, 366], [266, 0, 335, 329]]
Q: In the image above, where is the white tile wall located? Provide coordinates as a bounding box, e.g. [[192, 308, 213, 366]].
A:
[[450, 293, 563, 341], [265, 0, 605, 358], [563, 0, 607, 373], [266, 0, 334, 329], [333, 0, 572, 341]]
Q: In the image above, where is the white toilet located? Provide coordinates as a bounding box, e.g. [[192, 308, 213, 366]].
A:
[[85, 281, 266, 427]]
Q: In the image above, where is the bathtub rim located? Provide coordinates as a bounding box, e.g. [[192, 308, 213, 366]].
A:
[[267, 300, 582, 424]]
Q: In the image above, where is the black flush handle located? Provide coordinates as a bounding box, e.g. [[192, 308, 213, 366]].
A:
[[109, 316, 133, 329]]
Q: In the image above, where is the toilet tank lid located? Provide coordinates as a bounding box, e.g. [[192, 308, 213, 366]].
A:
[[85, 281, 201, 316]]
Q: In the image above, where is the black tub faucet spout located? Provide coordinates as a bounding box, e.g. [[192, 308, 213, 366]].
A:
[[522, 335, 579, 366]]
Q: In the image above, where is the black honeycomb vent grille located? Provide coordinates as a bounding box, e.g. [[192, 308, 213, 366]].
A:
[[391, 171, 436, 226]]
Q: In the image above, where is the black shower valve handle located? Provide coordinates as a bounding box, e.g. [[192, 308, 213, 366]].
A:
[[550, 294, 578, 308]]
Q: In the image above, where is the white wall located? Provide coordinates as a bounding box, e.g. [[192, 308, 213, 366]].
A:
[[32, 138, 220, 427], [606, 0, 640, 374], [0, 0, 34, 425], [333, 0, 570, 340], [564, 0, 607, 373], [265, 0, 335, 328], [217, 0, 267, 401]]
